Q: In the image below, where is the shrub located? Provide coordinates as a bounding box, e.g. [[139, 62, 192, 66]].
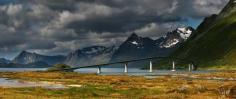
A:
[[47, 64, 73, 72]]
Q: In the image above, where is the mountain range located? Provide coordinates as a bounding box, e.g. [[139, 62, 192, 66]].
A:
[[0, 26, 194, 68], [110, 27, 194, 65]]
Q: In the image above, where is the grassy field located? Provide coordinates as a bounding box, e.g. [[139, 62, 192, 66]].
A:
[[0, 71, 235, 99]]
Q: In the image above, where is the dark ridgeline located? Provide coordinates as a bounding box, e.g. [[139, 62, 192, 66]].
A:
[[109, 27, 194, 67]]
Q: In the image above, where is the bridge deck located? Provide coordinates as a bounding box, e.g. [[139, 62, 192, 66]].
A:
[[66, 57, 196, 71]]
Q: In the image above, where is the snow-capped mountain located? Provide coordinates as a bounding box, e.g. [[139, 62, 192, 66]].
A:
[[10, 27, 194, 68], [12, 51, 66, 65], [64, 46, 117, 67], [110, 33, 156, 63], [160, 27, 194, 48], [178, 27, 193, 40], [110, 27, 194, 66]]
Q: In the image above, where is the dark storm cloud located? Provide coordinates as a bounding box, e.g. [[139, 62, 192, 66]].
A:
[[67, 12, 184, 33], [0, 0, 229, 59]]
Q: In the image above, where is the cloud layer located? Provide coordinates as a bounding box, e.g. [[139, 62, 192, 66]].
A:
[[0, 0, 229, 59]]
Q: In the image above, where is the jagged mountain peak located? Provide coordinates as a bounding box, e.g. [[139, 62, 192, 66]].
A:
[[15, 51, 39, 60], [126, 33, 141, 43], [129, 33, 139, 38], [110, 26, 194, 64], [159, 26, 195, 48], [125, 33, 155, 47], [176, 27, 194, 40], [177, 27, 194, 33]]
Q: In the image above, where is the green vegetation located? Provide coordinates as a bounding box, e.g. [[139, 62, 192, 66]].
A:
[[3, 86, 159, 98], [47, 64, 73, 72], [169, 1, 236, 69]]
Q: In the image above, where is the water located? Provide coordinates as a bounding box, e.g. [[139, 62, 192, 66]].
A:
[[0, 68, 47, 72], [74, 68, 216, 76], [0, 78, 66, 89], [0, 68, 221, 88], [0, 68, 216, 75]]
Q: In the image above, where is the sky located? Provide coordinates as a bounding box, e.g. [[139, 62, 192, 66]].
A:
[[0, 0, 229, 59]]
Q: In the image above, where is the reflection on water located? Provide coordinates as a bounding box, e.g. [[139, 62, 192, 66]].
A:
[[0, 68, 217, 76], [75, 68, 216, 75], [0, 78, 66, 89]]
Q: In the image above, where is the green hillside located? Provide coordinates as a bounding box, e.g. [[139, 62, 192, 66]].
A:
[[172, 0, 236, 69]]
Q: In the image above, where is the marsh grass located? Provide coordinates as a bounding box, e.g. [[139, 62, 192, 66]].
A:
[[0, 71, 235, 98]]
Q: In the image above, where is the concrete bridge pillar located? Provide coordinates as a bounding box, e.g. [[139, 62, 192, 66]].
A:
[[171, 61, 176, 71], [124, 63, 128, 73], [97, 66, 101, 74], [149, 61, 153, 72]]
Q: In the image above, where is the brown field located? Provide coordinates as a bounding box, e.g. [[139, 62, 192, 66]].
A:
[[0, 71, 235, 99]]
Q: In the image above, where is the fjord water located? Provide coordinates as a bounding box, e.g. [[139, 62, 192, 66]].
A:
[[74, 68, 215, 75], [0, 68, 214, 75], [0, 68, 47, 72], [0, 67, 154, 73], [0, 68, 216, 88]]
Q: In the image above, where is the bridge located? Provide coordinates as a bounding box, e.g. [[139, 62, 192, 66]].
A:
[[65, 57, 197, 74]]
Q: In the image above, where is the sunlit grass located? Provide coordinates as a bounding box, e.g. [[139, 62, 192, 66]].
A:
[[0, 71, 235, 98], [198, 65, 236, 70]]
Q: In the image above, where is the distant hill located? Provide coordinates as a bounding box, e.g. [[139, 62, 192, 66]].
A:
[[171, 0, 236, 68], [12, 51, 66, 65], [0, 58, 10, 64]]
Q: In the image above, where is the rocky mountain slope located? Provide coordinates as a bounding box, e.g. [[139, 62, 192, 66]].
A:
[[12, 51, 66, 65], [110, 27, 194, 65], [172, 0, 236, 68], [64, 46, 116, 67]]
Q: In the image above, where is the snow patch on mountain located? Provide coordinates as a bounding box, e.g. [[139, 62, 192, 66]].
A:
[[161, 39, 179, 48], [160, 27, 194, 48], [177, 27, 193, 40], [131, 41, 139, 45]]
